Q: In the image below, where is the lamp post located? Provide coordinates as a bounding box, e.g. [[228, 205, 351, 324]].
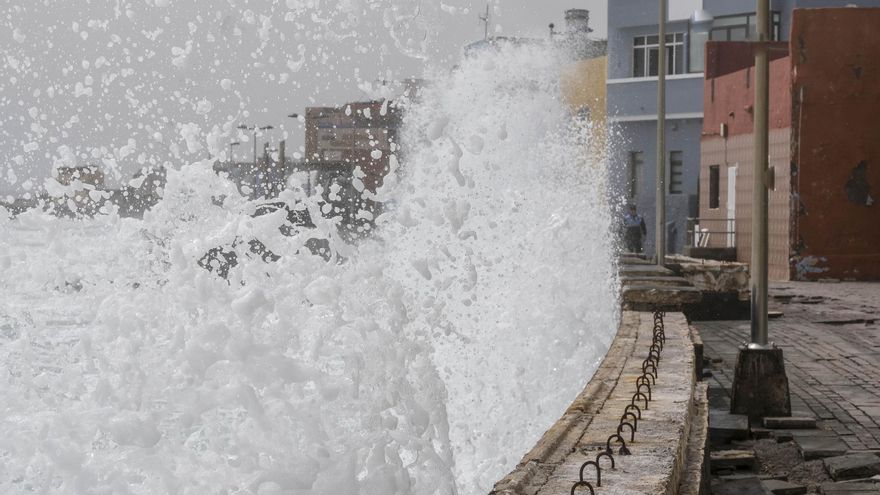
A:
[[751, 0, 771, 350], [237, 124, 274, 167], [655, 0, 668, 266], [237, 124, 274, 198], [228, 141, 240, 164], [237, 124, 257, 167], [729, 0, 791, 420]]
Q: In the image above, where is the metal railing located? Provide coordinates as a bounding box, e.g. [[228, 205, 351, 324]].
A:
[[686, 217, 736, 249]]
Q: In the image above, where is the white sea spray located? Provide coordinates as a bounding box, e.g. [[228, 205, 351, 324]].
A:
[[0, 43, 618, 495]]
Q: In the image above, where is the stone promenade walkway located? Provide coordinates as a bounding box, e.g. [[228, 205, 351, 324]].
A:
[[694, 282, 880, 493]]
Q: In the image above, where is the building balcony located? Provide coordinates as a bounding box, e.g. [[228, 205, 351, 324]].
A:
[[606, 73, 705, 122]]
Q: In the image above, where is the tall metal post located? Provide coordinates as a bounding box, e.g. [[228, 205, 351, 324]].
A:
[[655, 0, 667, 266], [480, 4, 490, 40], [750, 0, 770, 348], [252, 130, 258, 167], [729, 0, 790, 420], [228, 141, 240, 164]]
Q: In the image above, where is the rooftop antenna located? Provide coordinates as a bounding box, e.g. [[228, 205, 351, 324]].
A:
[[479, 4, 490, 40]]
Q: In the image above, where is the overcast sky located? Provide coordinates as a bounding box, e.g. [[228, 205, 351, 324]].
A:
[[1, 0, 607, 196]]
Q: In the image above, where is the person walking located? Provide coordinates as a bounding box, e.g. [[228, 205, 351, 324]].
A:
[[623, 204, 647, 253]]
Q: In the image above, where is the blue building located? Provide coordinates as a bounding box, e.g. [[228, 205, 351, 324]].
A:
[[606, 0, 880, 256]]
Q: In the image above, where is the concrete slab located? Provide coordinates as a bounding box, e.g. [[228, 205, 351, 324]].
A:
[[765, 417, 818, 429], [525, 312, 701, 495], [763, 479, 808, 495], [622, 284, 703, 308], [621, 260, 656, 267], [713, 477, 773, 495], [711, 449, 757, 472], [752, 427, 775, 439], [620, 275, 692, 286], [824, 453, 880, 481], [775, 430, 795, 443], [819, 482, 880, 494], [794, 433, 850, 460], [708, 387, 732, 409], [619, 264, 674, 276], [710, 410, 750, 445]]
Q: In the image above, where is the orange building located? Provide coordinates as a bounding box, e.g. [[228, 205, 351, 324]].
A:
[[698, 8, 880, 281]]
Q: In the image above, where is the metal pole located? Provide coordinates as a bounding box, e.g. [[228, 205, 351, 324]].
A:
[[655, 0, 667, 266], [750, 0, 770, 348], [252, 130, 258, 167]]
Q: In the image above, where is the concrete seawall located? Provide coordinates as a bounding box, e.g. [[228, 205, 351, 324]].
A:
[[490, 311, 708, 494]]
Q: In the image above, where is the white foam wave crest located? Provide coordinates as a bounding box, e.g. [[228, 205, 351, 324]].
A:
[[0, 43, 617, 495]]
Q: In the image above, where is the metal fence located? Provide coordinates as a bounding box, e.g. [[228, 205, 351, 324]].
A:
[[686, 217, 736, 249]]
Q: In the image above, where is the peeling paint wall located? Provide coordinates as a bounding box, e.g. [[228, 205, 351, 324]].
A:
[[700, 42, 792, 281], [790, 8, 880, 280]]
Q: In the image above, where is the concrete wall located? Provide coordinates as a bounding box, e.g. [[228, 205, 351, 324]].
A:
[[702, 42, 792, 137], [609, 118, 702, 255], [790, 8, 880, 280], [699, 42, 792, 280], [706, 128, 791, 281], [700, 132, 791, 281]]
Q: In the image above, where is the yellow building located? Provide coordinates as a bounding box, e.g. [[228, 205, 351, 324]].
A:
[[560, 55, 608, 157]]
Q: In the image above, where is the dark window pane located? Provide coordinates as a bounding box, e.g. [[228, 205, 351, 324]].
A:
[[634, 47, 645, 77], [729, 27, 747, 41], [634, 36, 645, 46], [669, 151, 684, 194], [673, 44, 684, 74], [647, 35, 659, 44], [709, 165, 720, 209], [714, 14, 748, 27], [629, 151, 643, 199], [710, 28, 731, 41], [648, 47, 659, 76], [773, 13, 781, 41]]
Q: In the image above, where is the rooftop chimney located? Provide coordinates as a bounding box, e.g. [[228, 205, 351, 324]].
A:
[[564, 9, 592, 34]]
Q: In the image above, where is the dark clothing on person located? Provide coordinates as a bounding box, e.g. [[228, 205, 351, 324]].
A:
[[623, 212, 647, 253]]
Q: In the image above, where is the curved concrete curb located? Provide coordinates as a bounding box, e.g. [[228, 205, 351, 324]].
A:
[[490, 311, 709, 495]]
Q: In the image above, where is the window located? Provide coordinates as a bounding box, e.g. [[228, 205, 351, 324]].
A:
[[709, 12, 781, 42], [633, 33, 685, 77], [669, 151, 684, 194], [628, 151, 643, 199], [709, 165, 720, 209]]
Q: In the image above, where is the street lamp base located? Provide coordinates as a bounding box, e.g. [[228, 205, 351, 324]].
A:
[[730, 345, 791, 420]]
